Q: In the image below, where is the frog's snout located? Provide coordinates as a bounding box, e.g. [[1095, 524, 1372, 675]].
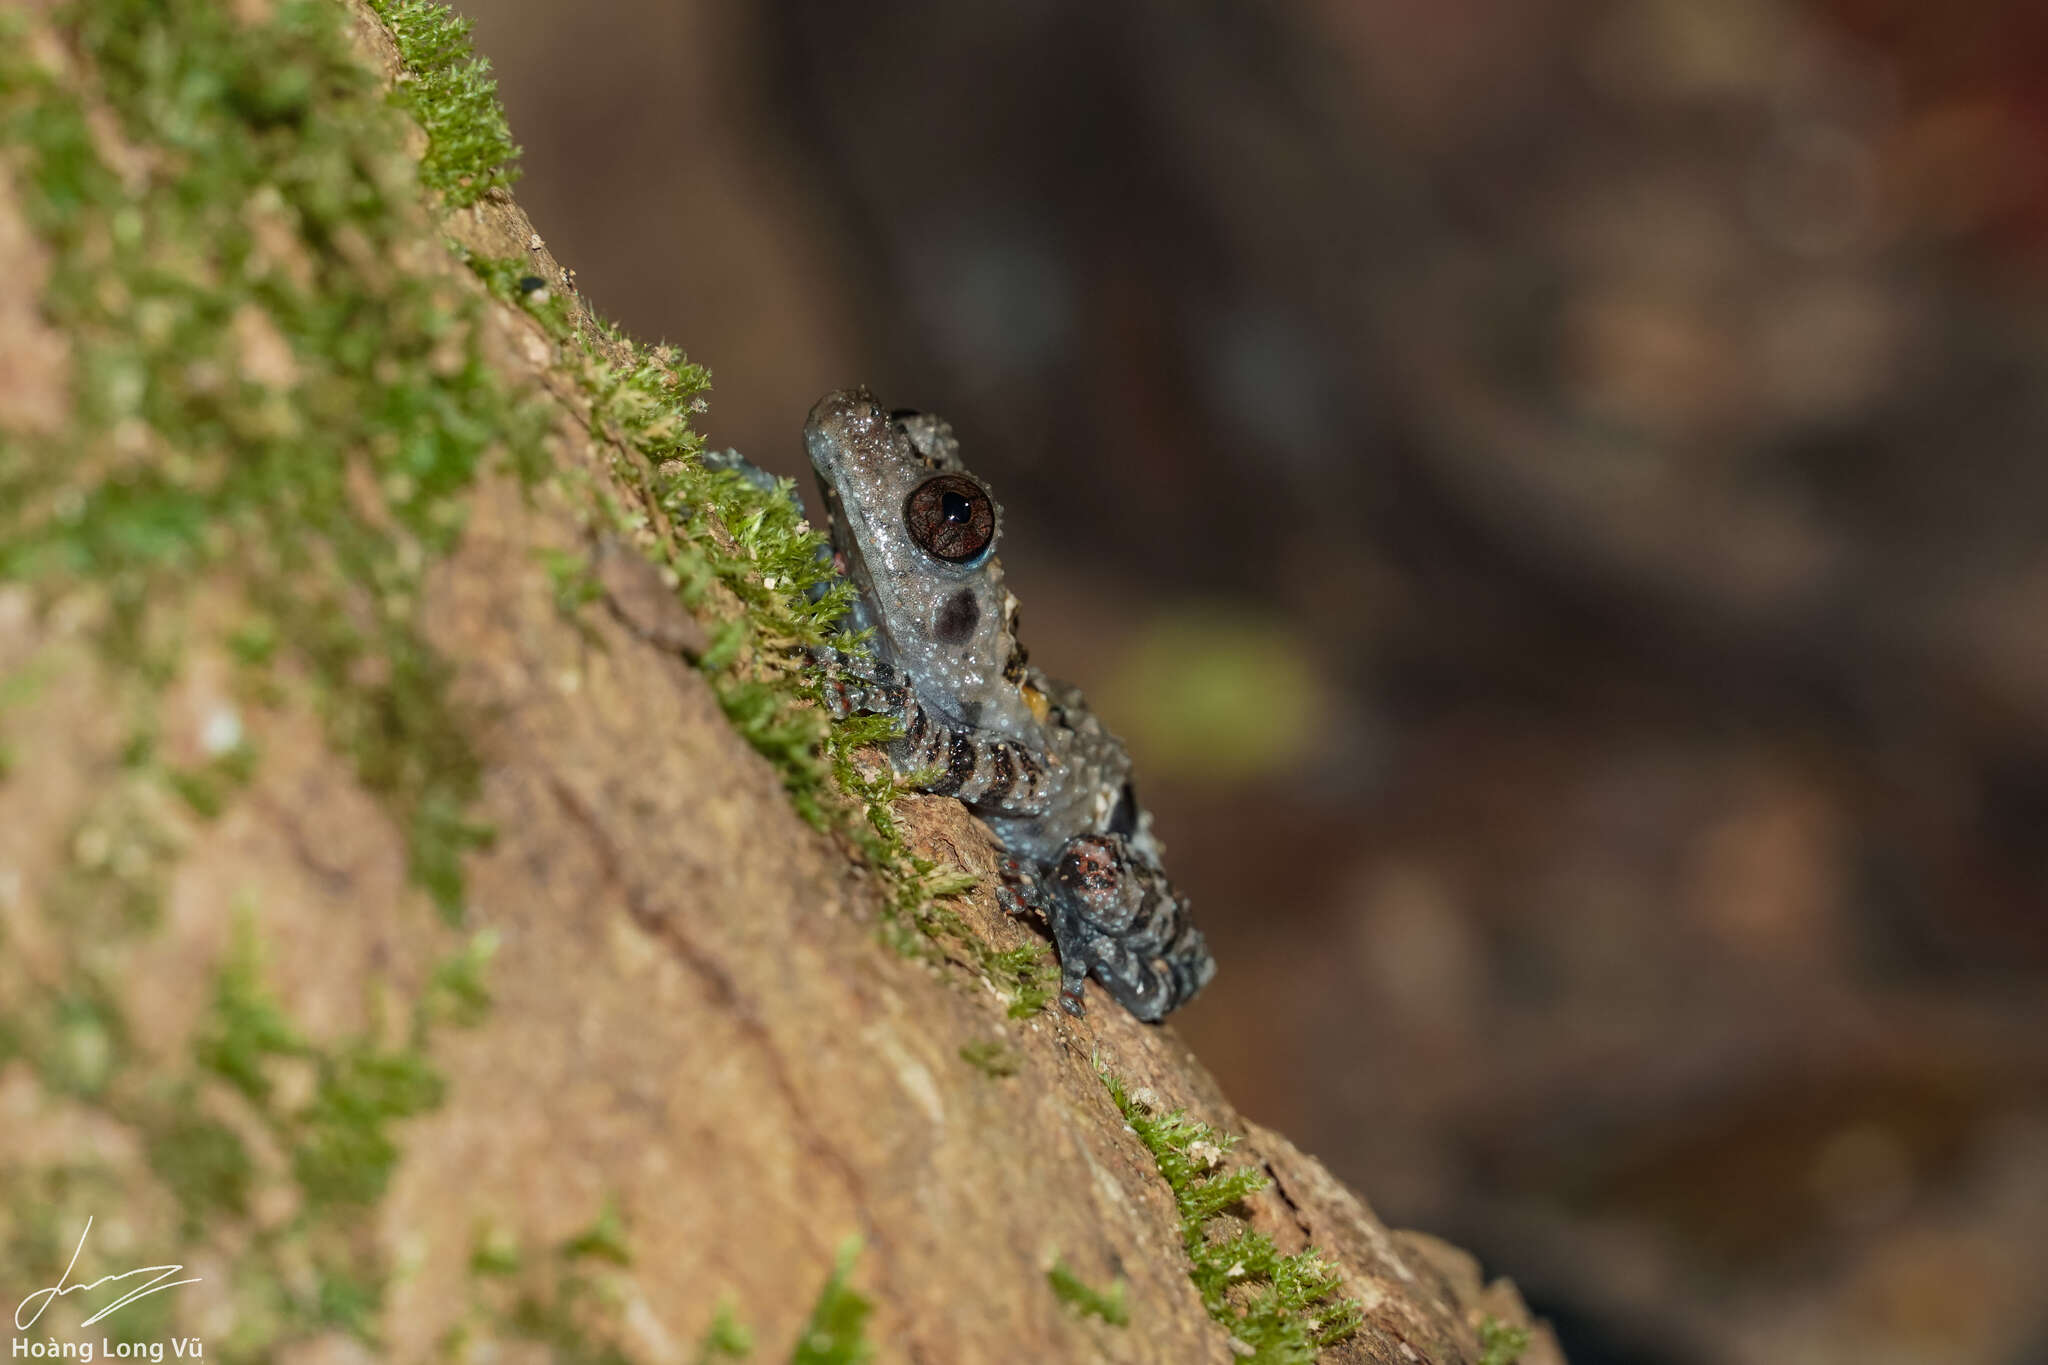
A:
[[803, 387, 894, 475]]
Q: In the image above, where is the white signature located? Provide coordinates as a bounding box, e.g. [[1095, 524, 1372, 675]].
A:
[[14, 1216, 201, 1330]]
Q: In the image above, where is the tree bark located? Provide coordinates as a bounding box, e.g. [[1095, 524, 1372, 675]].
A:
[[0, 4, 1563, 1361]]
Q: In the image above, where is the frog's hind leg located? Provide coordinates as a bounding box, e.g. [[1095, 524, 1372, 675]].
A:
[[1044, 833, 1215, 1021], [1080, 926, 1210, 1023]]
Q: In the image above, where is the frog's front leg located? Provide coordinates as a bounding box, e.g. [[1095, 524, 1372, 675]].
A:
[[867, 695, 1058, 820], [817, 647, 910, 723], [821, 660, 1058, 825]]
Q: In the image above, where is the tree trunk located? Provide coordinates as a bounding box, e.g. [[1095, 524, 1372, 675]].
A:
[[0, 3, 1562, 1361]]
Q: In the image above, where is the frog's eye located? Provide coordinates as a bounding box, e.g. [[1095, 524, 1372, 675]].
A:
[[903, 474, 996, 563]]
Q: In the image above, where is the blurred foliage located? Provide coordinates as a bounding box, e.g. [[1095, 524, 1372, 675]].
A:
[[1102, 607, 1326, 783]]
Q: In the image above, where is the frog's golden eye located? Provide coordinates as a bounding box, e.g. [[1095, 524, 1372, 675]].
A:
[[903, 474, 996, 563]]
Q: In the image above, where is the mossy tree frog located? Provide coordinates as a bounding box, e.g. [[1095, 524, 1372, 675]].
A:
[[799, 388, 1215, 1021]]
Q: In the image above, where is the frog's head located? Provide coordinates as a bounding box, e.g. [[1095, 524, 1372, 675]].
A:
[[805, 388, 1022, 726]]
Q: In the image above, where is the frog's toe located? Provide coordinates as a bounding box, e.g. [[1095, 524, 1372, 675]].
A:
[[1057, 944, 1095, 1016], [996, 857, 1052, 920]]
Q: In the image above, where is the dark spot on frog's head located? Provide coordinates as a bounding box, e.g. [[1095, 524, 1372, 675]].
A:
[[933, 587, 981, 645]]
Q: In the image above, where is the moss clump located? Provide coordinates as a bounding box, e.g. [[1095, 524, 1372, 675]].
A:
[[0, 901, 496, 1358], [194, 916, 491, 1216], [1479, 1315, 1532, 1365], [1100, 1066, 1362, 1364], [197, 917, 492, 1354], [45, 776, 186, 933], [693, 1300, 754, 1362], [35, 988, 125, 1099], [446, 1201, 644, 1364], [291, 1041, 446, 1208], [193, 912, 317, 1105], [790, 1238, 876, 1365], [0, 0, 554, 922], [164, 742, 259, 820], [366, 0, 520, 206], [448, 1222, 877, 1364], [958, 1038, 1023, 1078], [1047, 1257, 1130, 1327], [469, 1220, 524, 1277], [562, 1199, 634, 1267], [146, 1094, 256, 1234], [422, 925, 500, 1028]]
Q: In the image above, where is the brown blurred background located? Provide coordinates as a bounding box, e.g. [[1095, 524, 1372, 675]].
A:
[[453, 2, 2048, 1361]]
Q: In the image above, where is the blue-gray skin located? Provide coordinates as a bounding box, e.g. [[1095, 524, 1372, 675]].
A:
[[801, 388, 1215, 1021]]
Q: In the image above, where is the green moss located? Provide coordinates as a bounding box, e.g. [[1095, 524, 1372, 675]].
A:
[[469, 1221, 524, 1277], [421, 927, 500, 1030], [194, 912, 314, 1104], [165, 742, 258, 820], [449, 1203, 643, 1363], [1100, 1066, 1362, 1363], [196, 912, 492, 1354], [1, 0, 554, 922], [1047, 1257, 1129, 1327], [790, 1238, 875, 1365], [452, 1220, 885, 1365], [1, 0, 1073, 1346], [561, 1199, 633, 1267], [693, 1300, 754, 1362], [47, 779, 184, 932], [316, 1269, 385, 1340], [958, 1038, 1022, 1078], [146, 1094, 256, 1234], [989, 943, 1060, 1018], [37, 989, 125, 1099], [190, 912, 455, 1213], [366, 0, 520, 207], [506, 1280, 637, 1365], [0, 894, 496, 1359], [1479, 1315, 1532, 1365], [539, 544, 606, 620], [292, 1042, 446, 1208]]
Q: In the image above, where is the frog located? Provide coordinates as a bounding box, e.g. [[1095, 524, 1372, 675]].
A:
[[797, 387, 1215, 1022]]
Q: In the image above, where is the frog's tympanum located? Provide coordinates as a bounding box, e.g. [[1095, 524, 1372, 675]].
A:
[[790, 388, 1215, 1021]]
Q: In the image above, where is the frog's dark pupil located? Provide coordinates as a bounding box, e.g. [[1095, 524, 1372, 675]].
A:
[[904, 474, 994, 562]]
